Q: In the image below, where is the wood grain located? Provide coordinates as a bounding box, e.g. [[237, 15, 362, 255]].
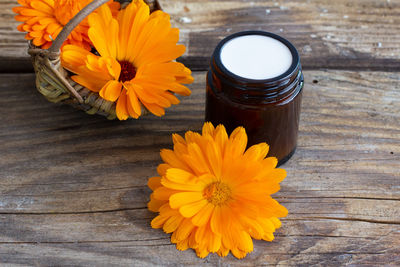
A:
[[0, 0, 31, 72], [160, 0, 400, 71], [2, 0, 400, 72], [0, 70, 399, 265]]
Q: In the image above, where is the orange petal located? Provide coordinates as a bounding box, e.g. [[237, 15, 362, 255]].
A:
[[175, 218, 195, 241], [191, 202, 214, 227], [179, 199, 208, 218], [163, 215, 184, 234], [116, 89, 129, 120], [148, 176, 162, 191], [99, 80, 122, 102], [141, 101, 165, 117], [169, 192, 204, 209], [125, 84, 142, 116]]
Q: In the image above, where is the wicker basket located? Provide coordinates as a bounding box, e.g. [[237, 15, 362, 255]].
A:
[[28, 0, 160, 120]]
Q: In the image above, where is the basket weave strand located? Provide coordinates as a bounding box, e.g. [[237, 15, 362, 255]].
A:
[[28, 0, 159, 120]]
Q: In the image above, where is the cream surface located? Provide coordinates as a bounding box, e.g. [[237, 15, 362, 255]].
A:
[[220, 34, 293, 80]]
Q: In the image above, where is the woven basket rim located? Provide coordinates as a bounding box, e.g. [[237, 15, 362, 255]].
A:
[[29, 0, 158, 120]]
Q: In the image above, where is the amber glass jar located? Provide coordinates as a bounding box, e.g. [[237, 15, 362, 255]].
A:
[[205, 31, 304, 166]]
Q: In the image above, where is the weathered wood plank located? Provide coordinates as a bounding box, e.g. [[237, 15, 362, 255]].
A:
[[1, 71, 399, 212], [0, 70, 399, 265], [0, 0, 31, 72], [2, 0, 400, 72], [160, 0, 400, 70], [0, 213, 399, 266]]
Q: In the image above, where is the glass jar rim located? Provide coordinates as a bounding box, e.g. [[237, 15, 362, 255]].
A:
[[213, 31, 300, 84]]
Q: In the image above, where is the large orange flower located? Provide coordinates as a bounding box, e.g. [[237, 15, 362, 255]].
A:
[[13, 0, 120, 49], [61, 1, 193, 120], [148, 122, 288, 259]]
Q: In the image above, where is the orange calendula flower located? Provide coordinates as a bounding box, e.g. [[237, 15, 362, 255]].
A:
[[148, 122, 288, 259], [61, 1, 193, 120], [13, 0, 120, 49]]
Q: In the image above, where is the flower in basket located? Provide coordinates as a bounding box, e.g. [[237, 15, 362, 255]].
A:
[[148, 122, 288, 259], [13, 0, 120, 50], [61, 1, 194, 120]]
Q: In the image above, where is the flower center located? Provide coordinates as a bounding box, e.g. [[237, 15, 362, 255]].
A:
[[203, 182, 232, 206], [118, 61, 137, 82]]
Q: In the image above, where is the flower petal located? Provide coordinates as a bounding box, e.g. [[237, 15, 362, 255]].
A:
[[116, 89, 129, 120], [169, 192, 204, 209], [99, 80, 122, 102], [179, 199, 208, 218], [191, 202, 214, 226], [148, 176, 162, 191]]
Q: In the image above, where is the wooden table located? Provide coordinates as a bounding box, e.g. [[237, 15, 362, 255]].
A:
[[1, 0, 399, 265]]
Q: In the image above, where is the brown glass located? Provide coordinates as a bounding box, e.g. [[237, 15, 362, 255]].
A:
[[205, 31, 304, 166]]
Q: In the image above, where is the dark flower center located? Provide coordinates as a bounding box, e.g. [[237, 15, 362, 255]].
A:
[[118, 61, 137, 82]]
